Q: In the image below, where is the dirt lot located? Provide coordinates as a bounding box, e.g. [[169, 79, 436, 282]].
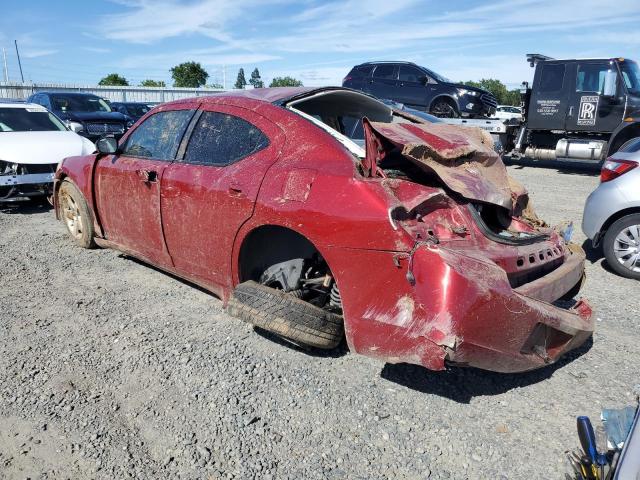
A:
[[1, 164, 638, 480]]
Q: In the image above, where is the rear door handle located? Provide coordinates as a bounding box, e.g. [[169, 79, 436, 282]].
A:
[[228, 184, 245, 198], [137, 169, 157, 183]]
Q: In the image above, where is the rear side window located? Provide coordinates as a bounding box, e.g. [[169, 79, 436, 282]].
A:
[[183, 111, 269, 166], [538, 64, 565, 92], [123, 110, 193, 160], [373, 64, 396, 80], [349, 65, 374, 78]]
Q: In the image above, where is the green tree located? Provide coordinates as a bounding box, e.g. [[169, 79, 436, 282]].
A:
[[140, 79, 166, 87], [463, 78, 521, 106], [249, 68, 264, 88], [235, 68, 247, 89], [171, 62, 209, 88], [98, 73, 129, 86], [269, 76, 303, 87]]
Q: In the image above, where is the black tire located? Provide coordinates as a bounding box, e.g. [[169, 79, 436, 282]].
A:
[[602, 213, 640, 280], [57, 180, 96, 249], [430, 98, 459, 118], [227, 281, 344, 349]]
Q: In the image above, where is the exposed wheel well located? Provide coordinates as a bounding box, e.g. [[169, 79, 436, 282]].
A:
[[608, 125, 640, 156], [238, 226, 320, 282]]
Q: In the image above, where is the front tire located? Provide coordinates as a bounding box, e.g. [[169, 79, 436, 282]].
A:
[[430, 98, 459, 118], [602, 214, 640, 280], [57, 180, 95, 249]]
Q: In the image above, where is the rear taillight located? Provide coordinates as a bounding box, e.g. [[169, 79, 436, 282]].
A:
[[600, 158, 638, 182]]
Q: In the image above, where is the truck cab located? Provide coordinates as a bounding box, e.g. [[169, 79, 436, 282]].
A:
[[513, 55, 640, 161]]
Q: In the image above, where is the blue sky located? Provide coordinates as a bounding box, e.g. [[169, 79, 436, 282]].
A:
[[1, 0, 639, 89]]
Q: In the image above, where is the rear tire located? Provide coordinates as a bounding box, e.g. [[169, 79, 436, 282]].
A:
[[602, 214, 640, 280], [227, 281, 344, 349], [57, 180, 95, 249]]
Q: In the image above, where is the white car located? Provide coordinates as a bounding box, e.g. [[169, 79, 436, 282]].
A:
[[0, 102, 95, 202], [493, 105, 523, 121]]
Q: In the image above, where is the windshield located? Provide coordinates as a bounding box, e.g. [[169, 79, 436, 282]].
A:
[[620, 61, 640, 94], [0, 107, 67, 132], [126, 104, 151, 117], [51, 94, 112, 113], [424, 68, 451, 83]]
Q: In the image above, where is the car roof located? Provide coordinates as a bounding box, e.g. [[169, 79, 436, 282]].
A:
[[0, 101, 46, 109], [163, 87, 344, 108], [36, 91, 101, 97]]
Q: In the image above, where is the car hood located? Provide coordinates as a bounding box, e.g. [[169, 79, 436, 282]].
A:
[[55, 110, 128, 123], [445, 83, 488, 95], [362, 119, 513, 210], [0, 131, 95, 165]]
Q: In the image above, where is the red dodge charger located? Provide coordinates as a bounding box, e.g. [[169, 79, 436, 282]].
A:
[[54, 87, 594, 373]]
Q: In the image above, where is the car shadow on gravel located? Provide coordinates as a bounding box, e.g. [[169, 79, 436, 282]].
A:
[[581, 239, 620, 275], [254, 327, 349, 358], [380, 336, 593, 403], [0, 201, 52, 214]]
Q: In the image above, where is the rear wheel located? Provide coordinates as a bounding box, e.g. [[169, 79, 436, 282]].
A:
[[602, 214, 640, 280], [57, 180, 95, 248], [430, 98, 459, 118]]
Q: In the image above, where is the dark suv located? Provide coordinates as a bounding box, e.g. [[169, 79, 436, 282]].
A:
[[27, 92, 131, 140], [343, 61, 497, 118]]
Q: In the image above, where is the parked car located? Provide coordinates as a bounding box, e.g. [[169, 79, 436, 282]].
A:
[[27, 92, 131, 141], [494, 105, 523, 121], [54, 86, 593, 373], [110, 102, 153, 122], [582, 138, 640, 279], [342, 61, 497, 118], [0, 102, 94, 202]]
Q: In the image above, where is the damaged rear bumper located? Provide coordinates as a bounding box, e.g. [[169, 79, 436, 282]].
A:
[[339, 243, 594, 374]]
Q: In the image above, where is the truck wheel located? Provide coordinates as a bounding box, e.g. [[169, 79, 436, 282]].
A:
[[602, 214, 640, 280], [226, 280, 344, 349], [430, 99, 459, 118], [57, 180, 95, 249]]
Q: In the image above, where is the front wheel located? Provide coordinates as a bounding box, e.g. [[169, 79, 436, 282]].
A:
[[429, 99, 459, 118], [57, 180, 95, 249], [602, 214, 640, 280]]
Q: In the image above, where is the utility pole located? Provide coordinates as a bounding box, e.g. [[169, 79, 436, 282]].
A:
[[14, 40, 24, 83], [2, 48, 8, 82]]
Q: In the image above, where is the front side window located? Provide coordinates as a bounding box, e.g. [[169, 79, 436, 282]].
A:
[[123, 110, 193, 159], [373, 64, 396, 80], [620, 61, 640, 94], [538, 64, 565, 92], [183, 111, 269, 166], [576, 63, 613, 92], [50, 95, 112, 113], [0, 107, 67, 132], [398, 65, 425, 83]]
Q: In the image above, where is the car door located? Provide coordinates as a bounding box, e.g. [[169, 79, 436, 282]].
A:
[[161, 104, 284, 290], [565, 60, 625, 133], [94, 104, 197, 266], [395, 65, 429, 109], [527, 62, 569, 130], [367, 64, 399, 101]]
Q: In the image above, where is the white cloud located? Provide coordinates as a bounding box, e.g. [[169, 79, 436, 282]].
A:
[[21, 49, 58, 58]]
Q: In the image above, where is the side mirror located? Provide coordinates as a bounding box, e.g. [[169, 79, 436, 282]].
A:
[[96, 136, 119, 155], [602, 70, 618, 97], [420, 76, 430, 85]]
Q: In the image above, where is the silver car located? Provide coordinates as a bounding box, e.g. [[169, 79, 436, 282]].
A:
[[582, 138, 640, 279]]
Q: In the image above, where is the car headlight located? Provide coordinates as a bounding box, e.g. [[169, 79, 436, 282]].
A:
[[458, 88, 480, 97]]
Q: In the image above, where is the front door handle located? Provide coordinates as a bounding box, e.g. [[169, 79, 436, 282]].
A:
[[137, 169, 157, 183], [228, 185, 245, 198]]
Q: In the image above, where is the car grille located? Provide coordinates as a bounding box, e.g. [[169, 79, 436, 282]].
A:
[[85, 122, 125, 136], [480, 93, 498, 109]]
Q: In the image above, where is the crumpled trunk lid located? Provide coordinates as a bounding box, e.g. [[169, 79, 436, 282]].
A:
[[363, 119, 513, 210]]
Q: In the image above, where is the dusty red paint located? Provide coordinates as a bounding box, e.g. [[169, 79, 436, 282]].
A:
[[54, 87, 594, 373]]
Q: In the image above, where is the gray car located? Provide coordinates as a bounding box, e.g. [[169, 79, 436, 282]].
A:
[[582, 138, 640, 279]]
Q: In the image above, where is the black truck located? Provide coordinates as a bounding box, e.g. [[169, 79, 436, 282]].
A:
[[505, 54, 640, 161]]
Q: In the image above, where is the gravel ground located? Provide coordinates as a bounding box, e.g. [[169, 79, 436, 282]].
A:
[[1, 164, 638, 480]]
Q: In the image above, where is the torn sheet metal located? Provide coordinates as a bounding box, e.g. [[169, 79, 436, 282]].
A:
[[363, 119, 513, 210]]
